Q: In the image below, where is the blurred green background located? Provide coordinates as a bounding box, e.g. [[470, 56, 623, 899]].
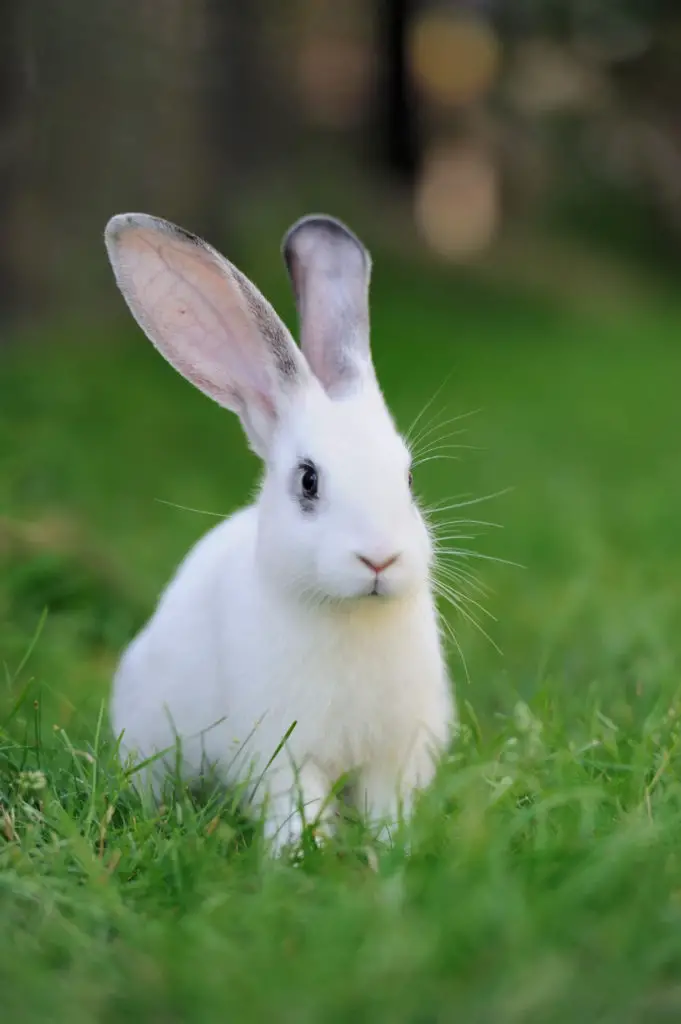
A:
[[3, 2, 681, 1021], [2, 0, 680, 720]]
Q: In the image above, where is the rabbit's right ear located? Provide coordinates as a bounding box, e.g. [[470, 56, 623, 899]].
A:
[[282, 214, 373, 398], [104, 213, 310, 457]]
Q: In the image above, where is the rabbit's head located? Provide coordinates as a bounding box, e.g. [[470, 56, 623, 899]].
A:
[[105, 213, 432, 601]]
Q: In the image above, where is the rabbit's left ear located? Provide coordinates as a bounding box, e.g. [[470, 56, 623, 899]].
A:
[[104, 213, 312, 458], [282, 215, 373, 397]]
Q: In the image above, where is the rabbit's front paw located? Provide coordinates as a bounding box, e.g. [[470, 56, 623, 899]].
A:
[[261, 764, 335, 857]]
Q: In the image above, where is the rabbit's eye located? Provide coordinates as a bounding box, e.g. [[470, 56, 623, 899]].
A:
[[300, 461, 319, 500], [408, 470, 414, 489]]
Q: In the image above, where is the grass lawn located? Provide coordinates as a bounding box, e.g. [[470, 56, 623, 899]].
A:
[[2, 252, 681, 1022]]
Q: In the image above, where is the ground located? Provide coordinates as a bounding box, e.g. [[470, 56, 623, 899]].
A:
[[2, 253, 681, 1022]]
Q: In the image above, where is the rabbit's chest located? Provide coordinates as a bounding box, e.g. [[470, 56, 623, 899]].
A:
[[284, 621, 447, 772], [219, 588, 450, 776]]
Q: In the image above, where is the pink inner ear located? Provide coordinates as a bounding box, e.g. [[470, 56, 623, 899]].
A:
[[283, 219, 371, 396], [112, 226, 277, 411]]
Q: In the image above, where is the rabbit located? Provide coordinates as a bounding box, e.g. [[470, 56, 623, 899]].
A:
[[104, 210, 456, 853]]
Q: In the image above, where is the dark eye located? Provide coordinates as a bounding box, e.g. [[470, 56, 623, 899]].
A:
[[408, 470, 413, 489], [300, 461, 319, 500]]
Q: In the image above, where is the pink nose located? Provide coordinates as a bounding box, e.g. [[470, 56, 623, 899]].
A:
[[357, 553, 400, 575]]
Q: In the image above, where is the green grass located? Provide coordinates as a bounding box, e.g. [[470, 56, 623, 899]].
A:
[[2, 254, 681, 1022]]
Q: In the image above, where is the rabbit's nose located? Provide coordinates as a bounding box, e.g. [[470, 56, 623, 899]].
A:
[[357, 553, 400, 575]]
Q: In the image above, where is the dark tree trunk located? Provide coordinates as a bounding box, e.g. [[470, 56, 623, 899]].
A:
[[202, 0, 265, 249], [0, 0, 24, 325], [375, 0, 421, 185]]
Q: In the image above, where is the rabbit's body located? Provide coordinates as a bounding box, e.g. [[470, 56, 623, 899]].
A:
[[114, 504, 451, 841], [105, 211, 455, 850]]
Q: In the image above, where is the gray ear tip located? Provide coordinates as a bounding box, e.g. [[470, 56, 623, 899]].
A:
[[104, 212, 200, 249], [282, 213, 369, 269], [105, 213, 135, 245]]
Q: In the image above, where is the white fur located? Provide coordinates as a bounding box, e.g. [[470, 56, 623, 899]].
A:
[[105, 212, 456, 852]]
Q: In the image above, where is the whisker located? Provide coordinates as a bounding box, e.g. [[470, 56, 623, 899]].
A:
[[438, 579, 489, 606], [435, 553, 486, 579], [154, 498, 226, 518], [435, 562, 490, 599], [413, 441, 483, 459], [426, 493, 474, 512], [434, 574, 482, 616], [414, 421, 473, 443], [434, 580, 502, 654], [409, 407, 482, 451], [437, 573, 488, 601], [410, 427, 474, 462], [425, 487, 515, 514], [436, 548, 524, 569], [434, 572, 497, 622], [435, 605, 470, 684], [435, 537, 481, 548], [413, 454, 463, 467], [434, 582, 484, 634], [405, 378, 453, 445], [430, 518, 503, 531]]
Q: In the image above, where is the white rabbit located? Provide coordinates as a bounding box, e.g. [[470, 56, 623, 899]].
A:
[[105, 211, 456, 852]]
